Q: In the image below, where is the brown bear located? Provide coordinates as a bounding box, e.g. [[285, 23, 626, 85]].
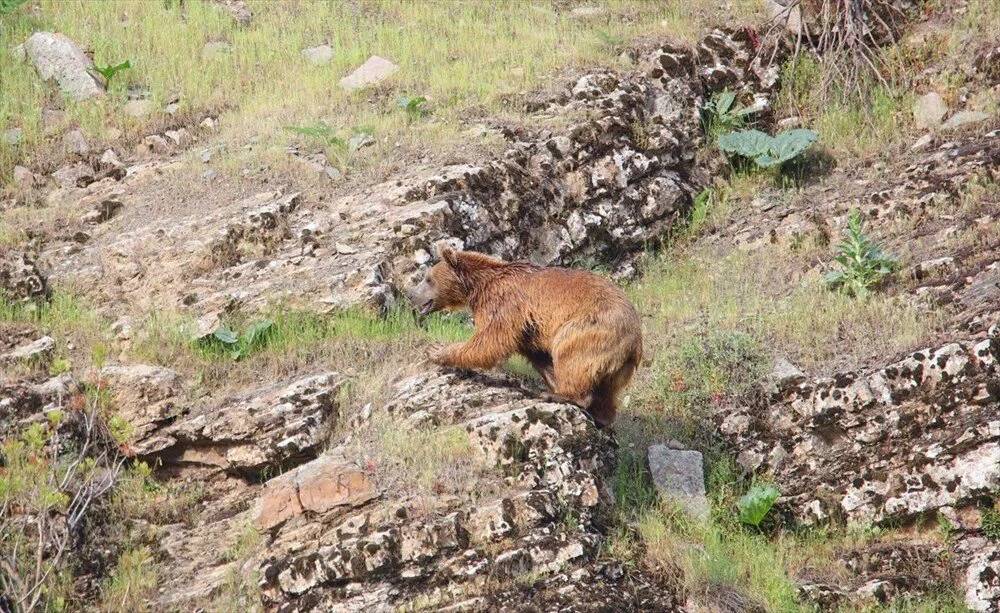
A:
[[409, 246, 642, 427]]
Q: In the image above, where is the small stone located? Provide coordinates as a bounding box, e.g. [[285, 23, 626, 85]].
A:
[[767, 357, 805, 393], [164, 102, 180, 115], [569, 6, 607, 18], [2, 128, 23, 145], [199, 116, 218, 131], [647, 444, 708, 520], [51, 162, 95, 188], [941, 110, 990, 131], [164, 128, 193, 148], [777, 116, 802, 129], [12, 165, 35, 188], [301, 44, 334, 65], [81, 198, 123, 224], [97, 149, 124, 173], [413, 249, 431, 265], [201, 41, 231, 60], [339, 55, 399, 92], [913, 92, 948, 129], [911, 133, 934, 152], [41, 109, 66, 135], [335, 242, 358, 255], [123, 99, 155, 118], [62, 129, 89, 156], [404, 410, 438, 429], [2, 336, 56, 365]]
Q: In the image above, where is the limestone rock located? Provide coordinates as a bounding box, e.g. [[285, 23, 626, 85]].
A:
[[302, 44, 334, 65], [23, 32, 104, 101], [62, 128, 89, 156], [123, 99, 154, 118], [0, 250, 49, 302], [254, 455, 376, 530], [942, 110, 990, 131], [647, 445, 708, 519], [339, 55, 399, 92], [913, 92, 948, 130], [2, 336, 55, 365]]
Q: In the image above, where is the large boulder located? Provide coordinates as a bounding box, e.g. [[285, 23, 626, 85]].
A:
[[23, 32, 104, 101]]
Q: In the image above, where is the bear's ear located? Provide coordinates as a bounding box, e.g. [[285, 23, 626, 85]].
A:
[[439, 245, 459, 269]]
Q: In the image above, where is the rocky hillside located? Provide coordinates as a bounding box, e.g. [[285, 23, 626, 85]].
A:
[[2, 1, 1000, 611]]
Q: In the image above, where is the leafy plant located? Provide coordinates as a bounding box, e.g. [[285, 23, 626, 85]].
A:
[[702, 89, 756, 137], [824, 210, 898, 298], [284, 122, 374, 170], [198, 319, 276, 360], [737, 483, 780, 527], [397, 95, 429, 123], [94, 60, 132, 85], [982, 507, 1000, 541], [0, 0, 29, 14], [717, 128, 818, 168]]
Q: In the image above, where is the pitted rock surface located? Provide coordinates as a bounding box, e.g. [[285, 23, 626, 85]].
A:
[[232, 371, 681, 611], [37, 29, 778, 320], [0, 249, 49, 302]]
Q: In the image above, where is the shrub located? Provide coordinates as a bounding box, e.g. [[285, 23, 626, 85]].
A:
[[718, 128, 818, 169], [824, 210, 898, 298], [702, 89, 757, 138], [397, 95, 429, 123], [737, 484, 780, 527]]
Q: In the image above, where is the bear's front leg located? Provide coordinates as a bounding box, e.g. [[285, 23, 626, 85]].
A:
[[428, 320, 517, 371]]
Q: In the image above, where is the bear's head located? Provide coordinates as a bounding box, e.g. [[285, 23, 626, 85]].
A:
[[409, 246, 469, 316]]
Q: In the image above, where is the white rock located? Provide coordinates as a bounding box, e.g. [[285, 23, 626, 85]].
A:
[[23, 32, 105, 101], [942, 110, 990, 131], [301, 44, 334, 65], [911, 133, 934, 151], [3, 336, 56, 364], [339, 55, 398, 92], [201, 41, 231, 60], [123, 99, 155, 118], [63, 128, 90, 156], [913, 92, 948, 129], [2, 128, 23, 145]]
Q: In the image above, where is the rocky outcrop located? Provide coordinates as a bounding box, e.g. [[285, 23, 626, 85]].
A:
[[0, 249, 49, 302], [39, 29, 779, 320], [130, 369, 681, 610]]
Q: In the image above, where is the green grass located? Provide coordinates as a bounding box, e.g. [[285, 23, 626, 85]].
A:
[[100, 547, 158, 613], [0, 0, 697, 183]]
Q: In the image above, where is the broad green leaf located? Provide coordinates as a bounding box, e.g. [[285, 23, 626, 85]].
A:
[[737, 483, 780, 526], [717, 129, 773, 158], [212, 326, 238, 345], [769, 128, 818, 164]]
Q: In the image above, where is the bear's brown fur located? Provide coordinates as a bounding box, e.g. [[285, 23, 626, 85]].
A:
[[409, 246, 642, 427]]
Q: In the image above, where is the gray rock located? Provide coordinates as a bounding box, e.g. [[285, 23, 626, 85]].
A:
[[339, 55, 399, 92], [199, 116, 218, 131], [910, 133, 934, 152], [164, 102, 180, 115], [3, 336, 56, 364], [569, 6, 607, 19], [123, 98, 155, 118], [97, 148, 124, 173], [647, 444, 708, 519], [913, 92, 948, 129], [201, 41, 231, 60], [0, 250, 48, 302], [51, 162, 94, 188], [23, 32, 105, 101], [767, 357, 805, 393], [763, 0, 803, 33], [2, 128, 23, 145], [12, 165, 35, 187], [62, 129, 89, 156], [942, 110, 990, 131], [301, 44, 333, 65]]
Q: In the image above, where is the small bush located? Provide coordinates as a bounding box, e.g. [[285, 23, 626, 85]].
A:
[[824, 210, 898, 298], [397, 95, 429, 123], [100, 547, 157, 613], [702, 89, 757, 139], [718, 128, 818, 169], [982, 507, 1000, 540], [737, 484, 780, 527]]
